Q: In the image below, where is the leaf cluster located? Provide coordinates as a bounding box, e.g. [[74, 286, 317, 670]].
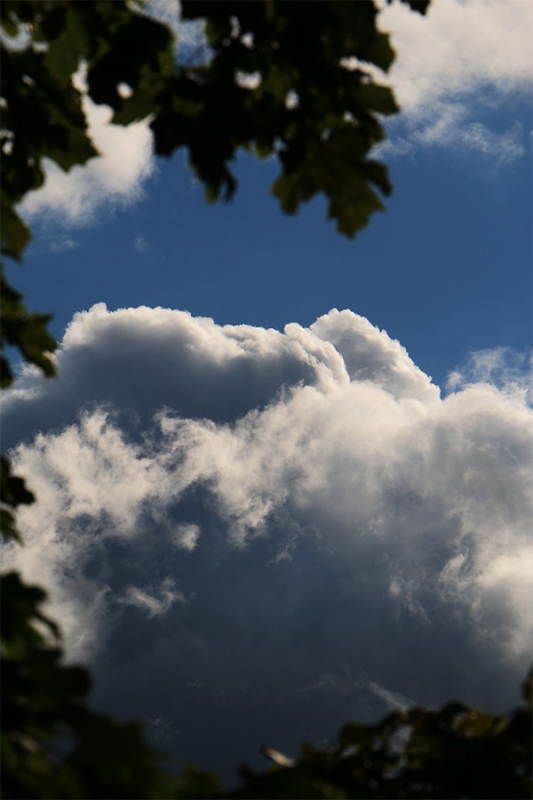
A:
[[1, 0, 429, 265], [228, 673, 533, 799], [0, 269, 57, 542], [153, 0, 423, 238], [0, 270, 57, 388], [0, 455, 34, 544], [0, 0, 175, 261], [1, 571, 184, 799]]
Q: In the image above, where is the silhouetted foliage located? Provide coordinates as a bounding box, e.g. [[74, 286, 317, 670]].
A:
[[2, 3, 531, 799], [228, 671, 532, 799], [2, 0, 429, 265], [1, 571, 182, 799]]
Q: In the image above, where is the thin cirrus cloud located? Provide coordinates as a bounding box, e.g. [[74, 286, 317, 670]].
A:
[[134, 234, 151, 253], [48, 236, 79, 254], [2, 303, 531, 778]]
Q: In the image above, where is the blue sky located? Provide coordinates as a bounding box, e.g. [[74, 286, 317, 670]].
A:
[[9, 100, 532, 390], [4, 0, 533, 784]]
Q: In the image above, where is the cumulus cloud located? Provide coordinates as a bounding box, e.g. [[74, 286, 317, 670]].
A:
[[377, 0, 532, 161], [2, 304, 531, 779], [19, 87, 155, 227]]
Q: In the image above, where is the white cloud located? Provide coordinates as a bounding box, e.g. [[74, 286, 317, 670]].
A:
[[377, 0, 532, 160], [134, 234, 150, 252], [14, 4, 203, 228], [368, 680, 415, 712], [446, 346, 531, 398], [49, 236, 79, 254], [19, 91, 155, 227], [120, 578, 186, 617], [173, 523, 201, 551], [143, 0, 209, 65], [2, 304, 531, 776]]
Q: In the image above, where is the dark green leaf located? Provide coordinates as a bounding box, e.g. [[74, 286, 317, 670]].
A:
[[0, 271, 57, 386]]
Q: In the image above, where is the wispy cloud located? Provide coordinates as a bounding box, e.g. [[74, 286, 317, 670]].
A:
[[119, 578, 186, 617], [447, 346, 531, 399], [368, 680, 415, 713], [49, 236, 79, 254], [377, 0, 532, 161], [134, 234, 150, 253]]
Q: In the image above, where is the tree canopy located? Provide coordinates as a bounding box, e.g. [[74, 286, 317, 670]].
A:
[[2, 0, 429, 264], [1, 2, 531, 799]]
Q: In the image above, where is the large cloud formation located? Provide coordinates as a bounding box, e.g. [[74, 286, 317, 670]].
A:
[[3, 305, 532, 781]]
